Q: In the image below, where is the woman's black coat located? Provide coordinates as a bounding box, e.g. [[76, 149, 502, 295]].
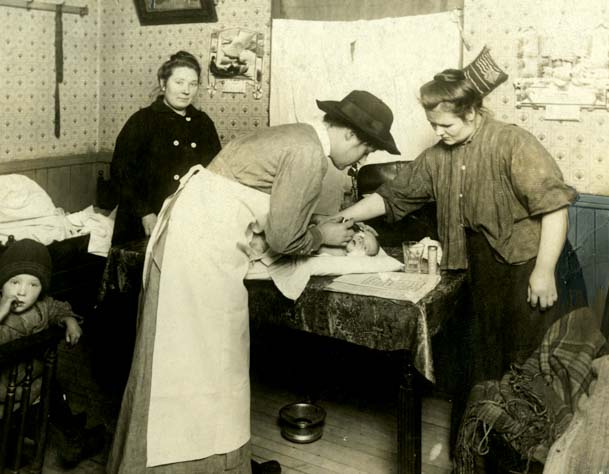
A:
[[111, 96, 221, 244]]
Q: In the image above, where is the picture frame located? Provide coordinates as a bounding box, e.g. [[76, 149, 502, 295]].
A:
[[134, 0, 217, 26]]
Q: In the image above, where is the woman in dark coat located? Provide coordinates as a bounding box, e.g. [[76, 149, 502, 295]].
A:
[[111, 51, 221, 244]]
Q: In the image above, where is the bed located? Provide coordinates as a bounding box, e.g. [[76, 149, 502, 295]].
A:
[[0, 155, 112, 471]]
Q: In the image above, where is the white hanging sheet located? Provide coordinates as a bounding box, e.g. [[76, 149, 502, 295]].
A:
[[270, 12, 462, 164]]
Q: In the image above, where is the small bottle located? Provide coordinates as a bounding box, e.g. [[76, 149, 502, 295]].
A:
[[427, 245, 438, 275]]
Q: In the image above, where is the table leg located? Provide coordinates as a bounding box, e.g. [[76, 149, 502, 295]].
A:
[[397, 350, 421, 474]]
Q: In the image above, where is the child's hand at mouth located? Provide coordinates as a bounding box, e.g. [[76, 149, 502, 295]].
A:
[[11, 299, 23, 310], [0, 295, 20, 320]]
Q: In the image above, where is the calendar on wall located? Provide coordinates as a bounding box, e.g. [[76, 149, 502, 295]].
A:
[[207, 28, 265, 99]]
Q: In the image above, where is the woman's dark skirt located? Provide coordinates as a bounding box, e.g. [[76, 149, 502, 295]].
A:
[[449, 230, 588, 458]]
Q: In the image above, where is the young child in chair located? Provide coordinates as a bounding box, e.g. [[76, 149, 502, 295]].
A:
[[0, 238, 82, 344], [0, 238, 105, 468]]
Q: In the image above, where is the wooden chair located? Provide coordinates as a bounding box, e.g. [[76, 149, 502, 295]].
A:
[[354, 160, 410, 200], [0, 326, 63, 473]]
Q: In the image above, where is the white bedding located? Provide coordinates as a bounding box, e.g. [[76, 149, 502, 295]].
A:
[[0, 174, 115, 257]]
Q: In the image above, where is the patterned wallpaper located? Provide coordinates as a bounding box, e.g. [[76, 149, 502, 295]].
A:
[[464, 0, 609, 196], [2, 0, 608, 197], [0, 0, 99, 160], [98, 0, 271, 151], [0, 0, 271, 162]]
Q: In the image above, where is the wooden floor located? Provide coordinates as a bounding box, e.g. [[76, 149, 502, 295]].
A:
[[40, 331, 454, 473], [41, 386, 452, 474], [250, 381, 452, 474]]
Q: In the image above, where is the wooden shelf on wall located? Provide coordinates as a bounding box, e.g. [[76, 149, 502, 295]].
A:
[[0, 0, 88, 16]]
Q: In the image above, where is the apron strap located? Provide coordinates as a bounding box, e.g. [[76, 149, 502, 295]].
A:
[[142, 165, 206, 288]]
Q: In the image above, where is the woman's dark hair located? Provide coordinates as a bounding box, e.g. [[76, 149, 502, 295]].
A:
[[419, 69, 484, 118], [157, 51, 202, 84]]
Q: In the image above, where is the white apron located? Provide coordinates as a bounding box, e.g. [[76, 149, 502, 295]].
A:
[[143, 165, 270, 467]]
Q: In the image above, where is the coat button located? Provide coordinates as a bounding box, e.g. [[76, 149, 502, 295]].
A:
[[190, 142, 197, 148], [173, 174, 180, 181], [173, 140, 179, 146], [185, 117, 192, 122]]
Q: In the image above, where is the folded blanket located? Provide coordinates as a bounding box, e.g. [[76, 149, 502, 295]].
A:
[[454, 306, 607, 473]]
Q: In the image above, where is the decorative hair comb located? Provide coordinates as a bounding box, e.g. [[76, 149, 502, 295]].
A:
[[433, 69, 466, 83]]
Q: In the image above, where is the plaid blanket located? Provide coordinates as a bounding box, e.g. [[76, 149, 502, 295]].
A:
[[455, 306, 608, 473]]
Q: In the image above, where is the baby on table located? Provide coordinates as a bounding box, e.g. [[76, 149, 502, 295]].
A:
[[249, 223, 380, 259], [316, 225, 379, 257]]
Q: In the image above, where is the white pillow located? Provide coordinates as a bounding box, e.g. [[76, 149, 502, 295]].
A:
[[0, 174, 57, 223]]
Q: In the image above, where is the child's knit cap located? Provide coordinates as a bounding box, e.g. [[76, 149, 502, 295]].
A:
[[0, 238, 52, 293]]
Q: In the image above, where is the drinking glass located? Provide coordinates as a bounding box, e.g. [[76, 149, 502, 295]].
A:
[[402, 241, 424, 273]]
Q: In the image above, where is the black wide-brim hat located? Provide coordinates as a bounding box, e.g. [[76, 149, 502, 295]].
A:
[[316, 90, 400, 155]]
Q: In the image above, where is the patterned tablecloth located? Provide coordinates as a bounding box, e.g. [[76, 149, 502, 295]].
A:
[[98, 238, 467, 383]]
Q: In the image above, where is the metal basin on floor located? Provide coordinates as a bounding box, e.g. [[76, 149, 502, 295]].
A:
[[279, 402, 326, 444]]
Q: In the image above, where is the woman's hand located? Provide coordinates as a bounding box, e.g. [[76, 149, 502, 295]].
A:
[[529, 207, 567, 311], [318, 219, 355, 247], [528, 267, 557, 310], [141, 213, 158, 236], [64, 317, 83, 346], [354, 222, 379, 237]]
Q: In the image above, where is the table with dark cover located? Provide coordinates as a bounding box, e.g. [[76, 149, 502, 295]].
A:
[[97, 238, 467, 474]]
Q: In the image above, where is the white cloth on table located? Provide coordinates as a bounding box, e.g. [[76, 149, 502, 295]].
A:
[[246, 248, 403, 300], [417, 237, 443, 265]]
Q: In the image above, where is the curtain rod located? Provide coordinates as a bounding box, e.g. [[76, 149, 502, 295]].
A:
[[0, 0, 88, 15]]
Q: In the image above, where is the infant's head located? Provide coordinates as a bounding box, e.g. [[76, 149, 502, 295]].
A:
[[346, 230, 379, 257]]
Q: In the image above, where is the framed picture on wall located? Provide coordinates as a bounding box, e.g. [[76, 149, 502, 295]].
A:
[[134, 0, 217, 26]]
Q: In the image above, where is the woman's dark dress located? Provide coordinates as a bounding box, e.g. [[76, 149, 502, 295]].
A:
[[111, 96, 221, 244]]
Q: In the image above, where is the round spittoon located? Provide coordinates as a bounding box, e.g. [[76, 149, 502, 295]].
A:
[[279, 402, 326, 444]]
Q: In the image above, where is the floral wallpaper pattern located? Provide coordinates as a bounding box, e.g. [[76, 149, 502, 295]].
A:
[[464, 0, 609, 195], [1, 0, 608, 196]]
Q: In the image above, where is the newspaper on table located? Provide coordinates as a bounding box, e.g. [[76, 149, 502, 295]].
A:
[[323, 272, 441, 304]]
